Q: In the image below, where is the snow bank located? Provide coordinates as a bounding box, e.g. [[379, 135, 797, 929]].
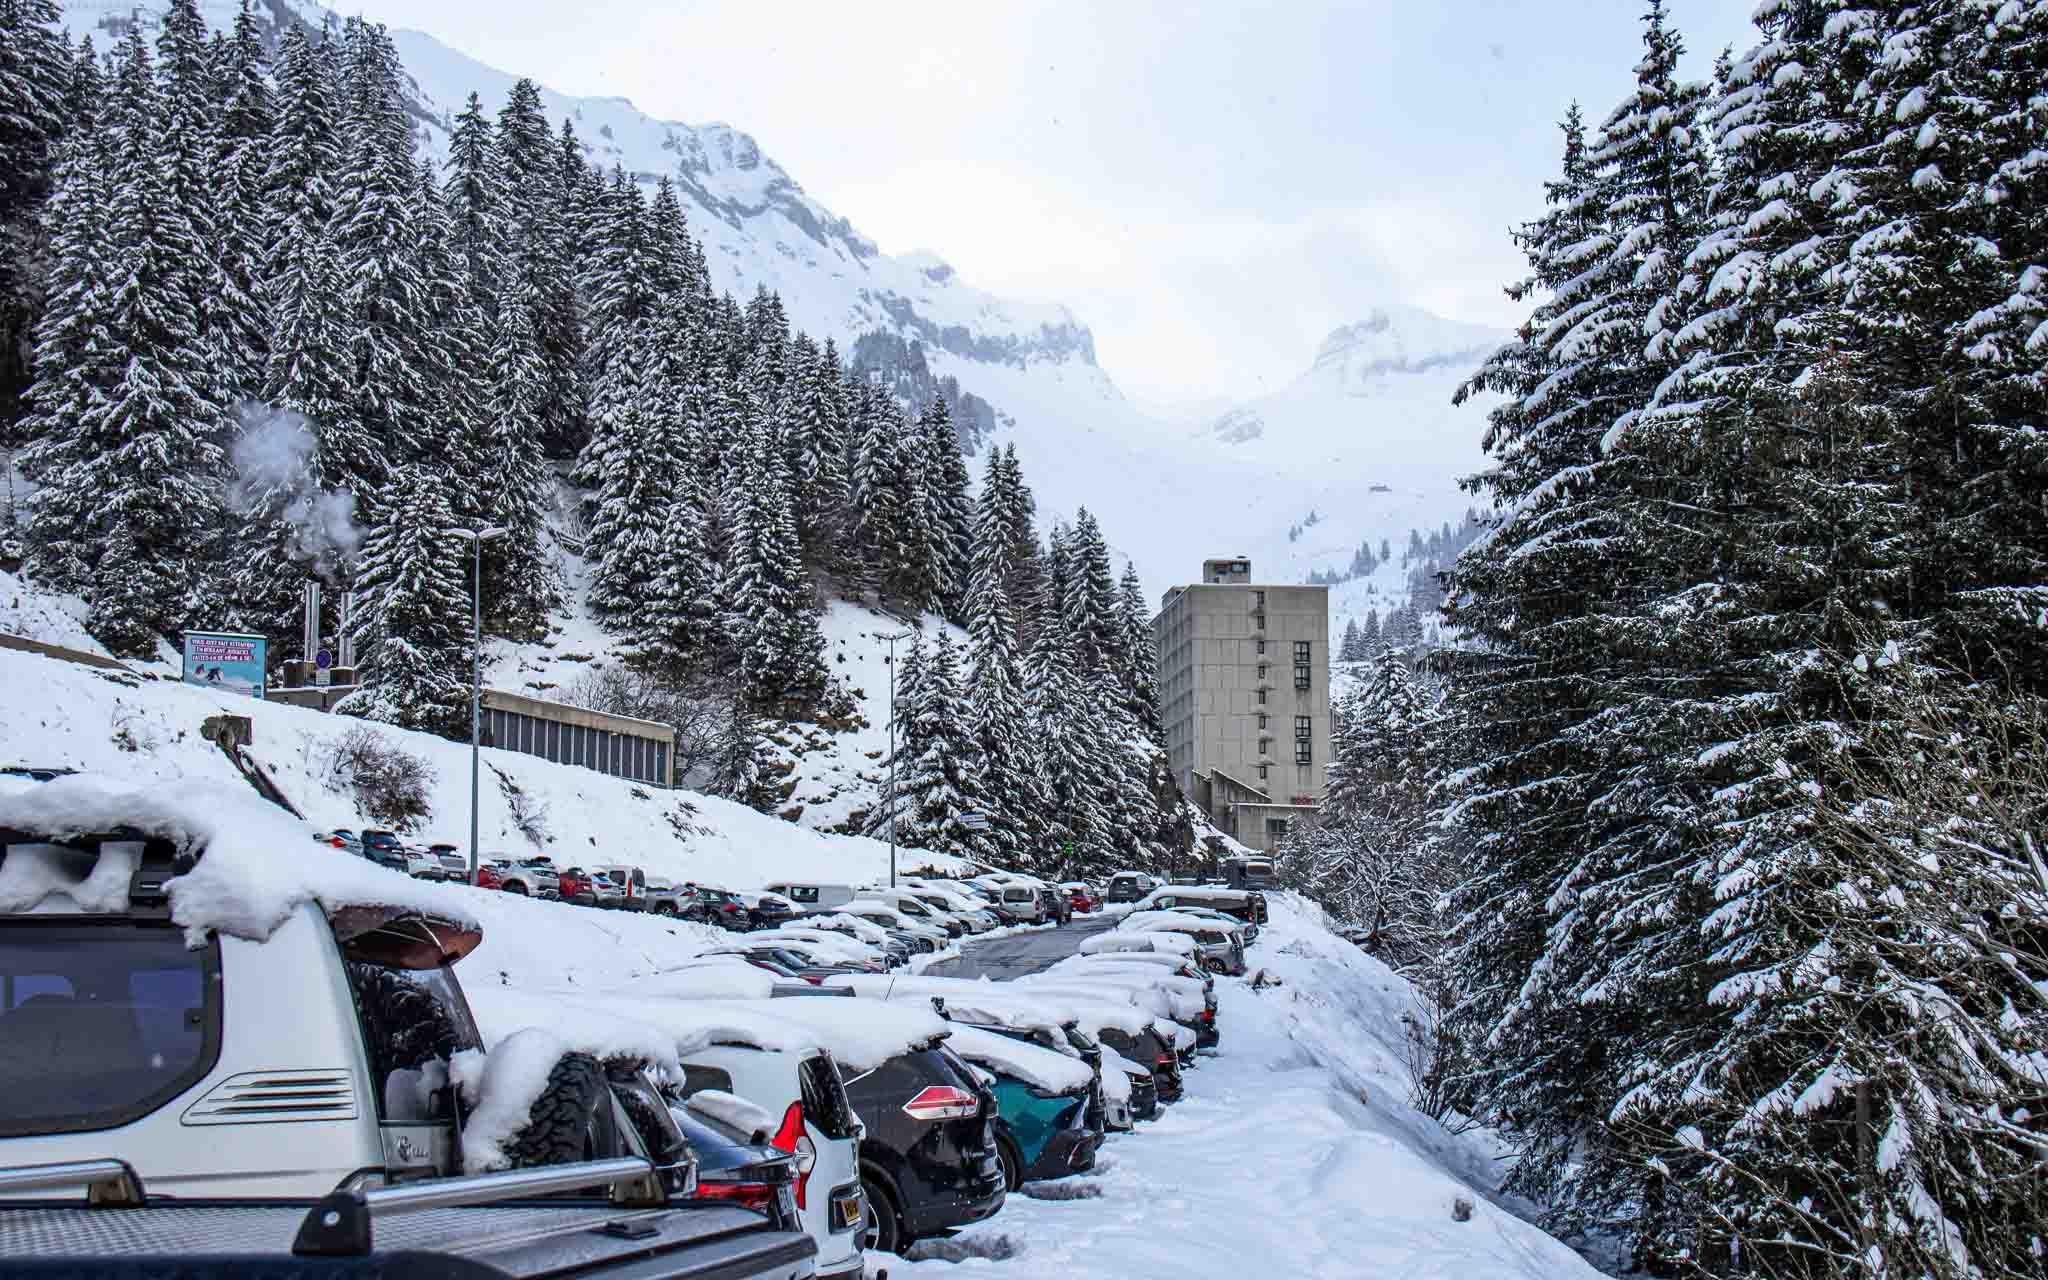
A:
[[897, 893, 1604, 1280], [943, 1024, 1095, 1096]]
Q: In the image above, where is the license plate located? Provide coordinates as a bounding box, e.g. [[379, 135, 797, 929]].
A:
[[832, 1188, 863, 1231], [776, 1184, 798, 1223]]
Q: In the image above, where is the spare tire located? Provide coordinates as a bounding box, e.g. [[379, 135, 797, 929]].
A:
[[504, 1052, 611, 1167]]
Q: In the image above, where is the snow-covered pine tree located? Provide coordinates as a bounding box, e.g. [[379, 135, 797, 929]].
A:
[[626, 483, 715, 679], [207, 0, 274, 402], [889, 630, 997, 861], [864, 630, 929, 844], [476, 271, 562, 640], [1063, 508, 1122, 675], [343, 463, 470, 736], [1117, 561, 1163, 743], [15, 38, 109, 586], [52, 27, 227, 653], [1359, 609, 1380, 649], [1027, 569, 1114, 878], [721, 404, 828, 714], [786, 333, 851, 568], [849, 378, 911, 603], [495, 79, 584, 461], [445, 91, 506, 315], [583, 321, 670, 623], [153, 0, 224, 395], [0, 0, 73, 424], [330, 18, 430, 508], [915, 397, 975, 621], [967, 451, 1054, 863], [409, 162, 487, 527], [1338, 617, 1364, 662]]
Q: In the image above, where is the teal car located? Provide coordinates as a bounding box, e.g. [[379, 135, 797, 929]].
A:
[[941, 1025, 1100, 1190]]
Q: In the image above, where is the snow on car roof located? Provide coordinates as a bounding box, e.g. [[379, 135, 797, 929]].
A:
[[684, 1089, 779, 1140], [633, 963, 781, 1000], [1078, 930, 1198, 956], [1137, 885, 1255, 905], [806, 912, 894, 944], [1017, 975, 1198, 1022], [941, 1023, 1094, 1095], [713, 997, 951, 1073], [0, 774, 468, 943], [1118, 909, 1240, 936], [750, 928, 881, 959], [821, 974, 1081, 1032]]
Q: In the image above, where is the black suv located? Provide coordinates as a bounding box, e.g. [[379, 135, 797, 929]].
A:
[[841, 1040, 1005, 1254]]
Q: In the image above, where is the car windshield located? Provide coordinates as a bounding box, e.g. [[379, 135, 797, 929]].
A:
[[0, 920, 218, 1137]]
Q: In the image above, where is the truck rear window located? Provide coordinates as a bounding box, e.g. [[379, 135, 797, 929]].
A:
[[0, 920, 220, 1136]]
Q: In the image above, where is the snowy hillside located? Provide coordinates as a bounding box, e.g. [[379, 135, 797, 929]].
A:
[[0, 632, 955, 890]]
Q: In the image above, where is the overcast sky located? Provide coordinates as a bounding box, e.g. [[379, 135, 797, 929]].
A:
[[344, 1, 1759, 403]]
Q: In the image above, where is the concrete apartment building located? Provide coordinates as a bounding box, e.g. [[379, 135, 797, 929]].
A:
[[1153, 558, 1330, 853]]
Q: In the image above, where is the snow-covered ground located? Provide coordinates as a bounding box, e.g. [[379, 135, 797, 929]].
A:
[[0, 636, 953, 891], [894, 895, 1601, 1280]]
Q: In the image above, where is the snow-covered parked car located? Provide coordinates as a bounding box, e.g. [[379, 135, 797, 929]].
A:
[[492, 855, 560, 898], [1132, 885, 1267, 940], [739, 997, 1006, 1256], [1117, 908, 1248, 974], [940, 1023, 1099, 1189], [839, 900, 948, 950], [1078, 927, 1200, 958], [0, 779, 706, 1198]]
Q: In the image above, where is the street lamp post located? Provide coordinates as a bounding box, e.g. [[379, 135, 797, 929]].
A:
[[452, 526, 509, 887], [882, 629, 913, 887]]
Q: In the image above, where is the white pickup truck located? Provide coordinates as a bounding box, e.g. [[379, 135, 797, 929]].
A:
[[0, 780, 815, 1279]]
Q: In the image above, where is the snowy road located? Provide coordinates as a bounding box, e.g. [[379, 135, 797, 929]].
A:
[[891, 902, 1604, 1280], [924, 916, 1120, 979]]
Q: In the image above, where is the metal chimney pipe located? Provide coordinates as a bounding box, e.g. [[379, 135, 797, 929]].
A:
[[303, 581, 321, 663]]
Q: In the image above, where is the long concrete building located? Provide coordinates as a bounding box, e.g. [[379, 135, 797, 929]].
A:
[[1153, 558, 1329, 852]]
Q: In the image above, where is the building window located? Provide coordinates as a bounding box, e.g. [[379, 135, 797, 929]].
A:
[[1294, 665, 1311, 690], [1256, 639, 1266, 655], [1295, 740, 1312, 765], [1253, 613, 1265, 630], [1257, 689, 1267, 705], [1294, 641, 1311, 662], [1257, 764, 1268, 780], [1256, 664, 1268, 680], [1258, 714, 1269, 729], [1265, 817, 1288, 837], [1295, 716, 1311, 740], [1254, 590, 1266, 608]]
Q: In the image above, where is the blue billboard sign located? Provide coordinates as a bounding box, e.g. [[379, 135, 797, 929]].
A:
[[182, 631, 268, 700]]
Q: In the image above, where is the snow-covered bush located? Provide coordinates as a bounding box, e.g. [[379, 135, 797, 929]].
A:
[[316, 725, 437, 832]]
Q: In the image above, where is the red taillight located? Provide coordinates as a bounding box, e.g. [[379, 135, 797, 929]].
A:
[[693, 1177, 778, 1213], [901, 1085, 979, 1121], [1156, 1052, 1175, 1067], [769, 1101, 814, 1210], [1200, 1008, 1214, 1022]]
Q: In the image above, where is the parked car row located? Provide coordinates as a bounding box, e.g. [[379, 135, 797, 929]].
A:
[[7, 780, 1270, 1275]]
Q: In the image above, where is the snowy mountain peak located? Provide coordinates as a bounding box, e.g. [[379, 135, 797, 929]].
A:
[[1309, 305, 1506, 391]]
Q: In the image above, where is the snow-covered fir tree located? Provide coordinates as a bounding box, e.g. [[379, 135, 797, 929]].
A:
[[342, 463, 469, 735]]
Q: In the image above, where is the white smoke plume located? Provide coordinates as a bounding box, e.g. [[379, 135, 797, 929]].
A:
[[225, 403, 364, 579]]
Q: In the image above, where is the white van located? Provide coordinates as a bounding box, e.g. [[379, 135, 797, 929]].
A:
[[762, 882, 858, 914]]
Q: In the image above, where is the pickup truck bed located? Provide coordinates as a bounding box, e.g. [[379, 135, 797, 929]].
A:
[[0, 1200, 817, 1278]]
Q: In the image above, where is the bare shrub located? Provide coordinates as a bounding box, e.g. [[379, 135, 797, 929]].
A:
[[489, 763, 551, 848], [561, 663, 760, 797], [316, 725, 436, 832]]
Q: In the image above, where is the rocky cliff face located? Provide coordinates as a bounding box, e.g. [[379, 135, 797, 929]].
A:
[[1306, 305, 1505, 390]]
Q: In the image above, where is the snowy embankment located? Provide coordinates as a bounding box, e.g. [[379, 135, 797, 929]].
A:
[[897, 895, 1601, 1280], [0, 634, 952, 893]]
